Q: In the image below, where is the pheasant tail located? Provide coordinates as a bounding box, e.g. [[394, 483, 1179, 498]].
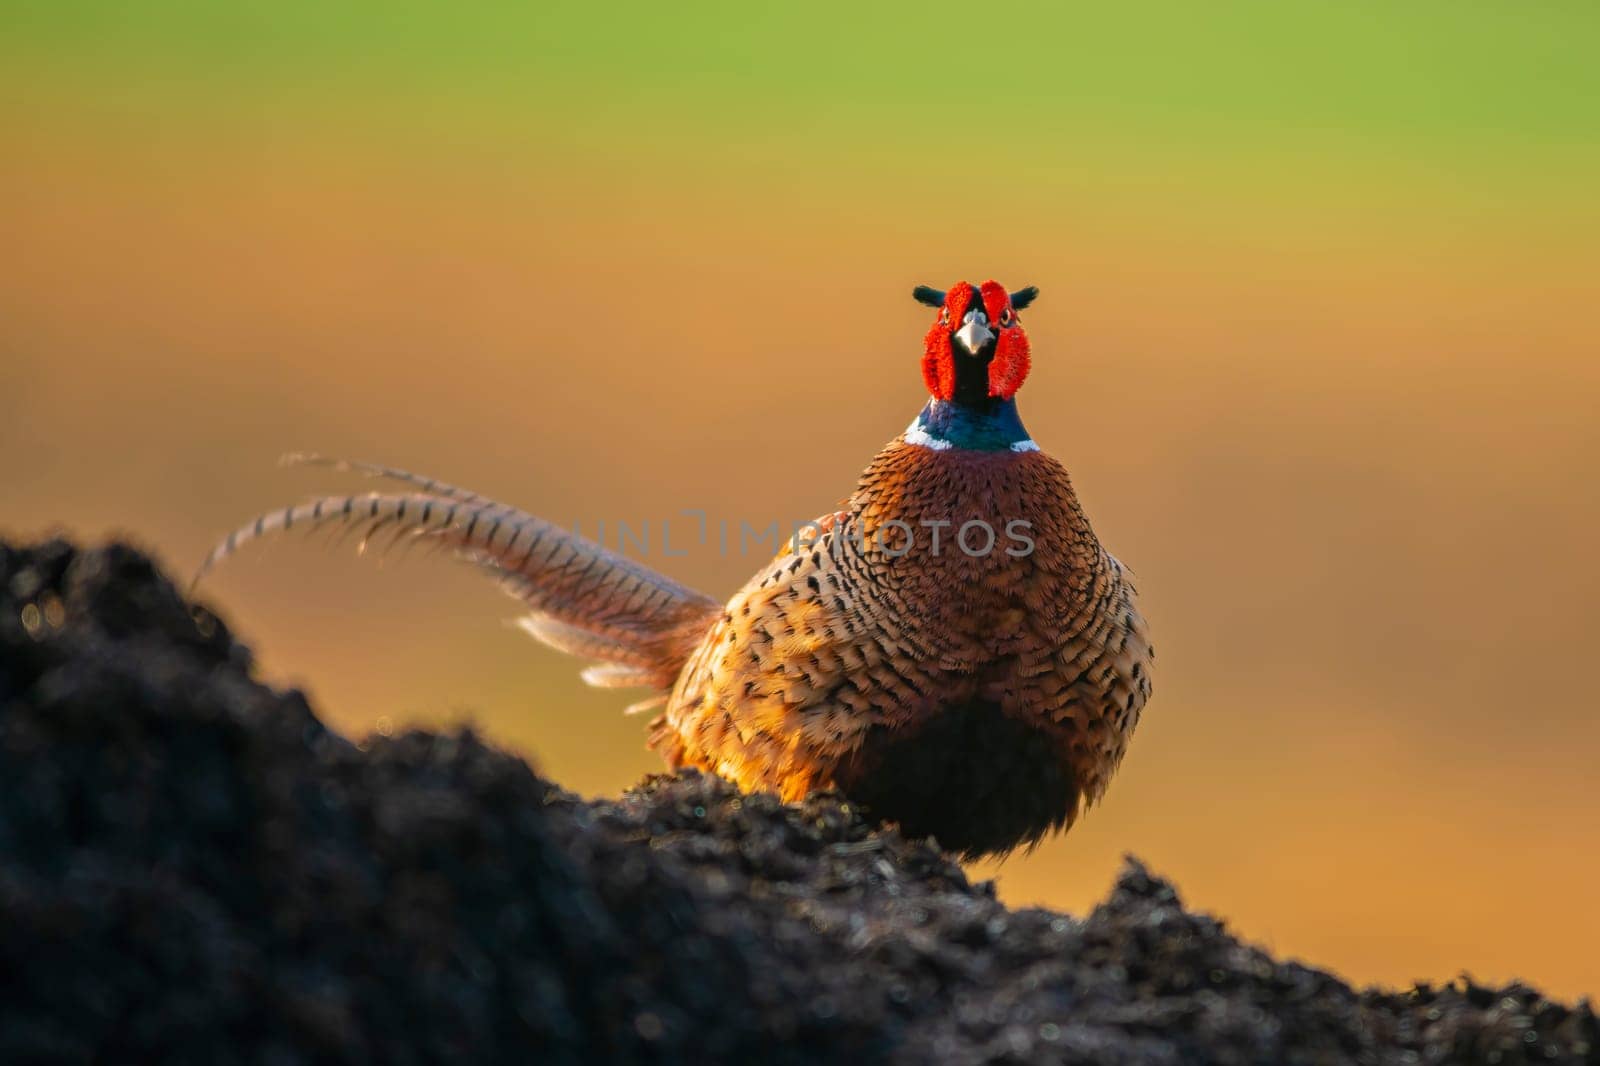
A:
[[195, 455, 722, 692]]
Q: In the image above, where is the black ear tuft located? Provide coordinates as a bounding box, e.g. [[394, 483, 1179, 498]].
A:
[[1010, 286, 1039, 310], [912, 285, 947, 308]]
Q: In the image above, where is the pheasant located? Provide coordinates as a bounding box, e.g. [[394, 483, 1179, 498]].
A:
[[197, 280, 1153, 856]]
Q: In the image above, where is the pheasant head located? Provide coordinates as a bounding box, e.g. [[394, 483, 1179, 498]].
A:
[[914, 280, 1038, 405]]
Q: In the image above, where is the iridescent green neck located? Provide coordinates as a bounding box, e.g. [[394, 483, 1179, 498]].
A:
[[904, 398, 1037, 453]]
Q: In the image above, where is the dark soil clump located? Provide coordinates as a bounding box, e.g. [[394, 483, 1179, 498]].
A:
[[1, 538, 1594, 1064]]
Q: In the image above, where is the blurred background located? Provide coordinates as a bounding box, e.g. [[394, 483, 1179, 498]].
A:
[[3, 3, 1597, 999]]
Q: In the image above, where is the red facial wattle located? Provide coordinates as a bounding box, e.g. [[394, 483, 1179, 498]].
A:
[[979, 279, 1031, 401], [921, 279, 1032, 403], [921, 281, 975, 402]]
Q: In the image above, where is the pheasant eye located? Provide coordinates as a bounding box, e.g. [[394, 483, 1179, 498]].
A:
[[1000, 308, 1014, 327], [938, 308, 950, 326]]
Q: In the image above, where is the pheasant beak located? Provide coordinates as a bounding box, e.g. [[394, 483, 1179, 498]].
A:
[[953, 310, 995, 356]]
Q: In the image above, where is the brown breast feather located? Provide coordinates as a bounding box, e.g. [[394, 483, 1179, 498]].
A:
[[652, 439, 1153, 836]]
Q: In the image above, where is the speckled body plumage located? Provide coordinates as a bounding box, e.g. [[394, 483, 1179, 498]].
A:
[[199, 279, 1152, 856], [656, 433, 1150, 854]]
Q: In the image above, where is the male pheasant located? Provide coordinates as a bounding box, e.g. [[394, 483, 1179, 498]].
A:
[[197, 280, 1153, 856]]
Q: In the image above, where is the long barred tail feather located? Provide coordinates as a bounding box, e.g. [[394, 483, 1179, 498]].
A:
[[279, 453, 503, 508], [196, 460, 722, 695], [513, 612, 660, 673], [622, 693, 669, 717], [578, 663, 666, 689]]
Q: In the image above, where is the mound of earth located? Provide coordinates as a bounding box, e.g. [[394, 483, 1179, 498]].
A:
[[0, 538, 1593, 1064]]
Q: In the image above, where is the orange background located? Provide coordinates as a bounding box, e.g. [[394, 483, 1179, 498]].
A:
[[4, 4, 1597, 999]]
